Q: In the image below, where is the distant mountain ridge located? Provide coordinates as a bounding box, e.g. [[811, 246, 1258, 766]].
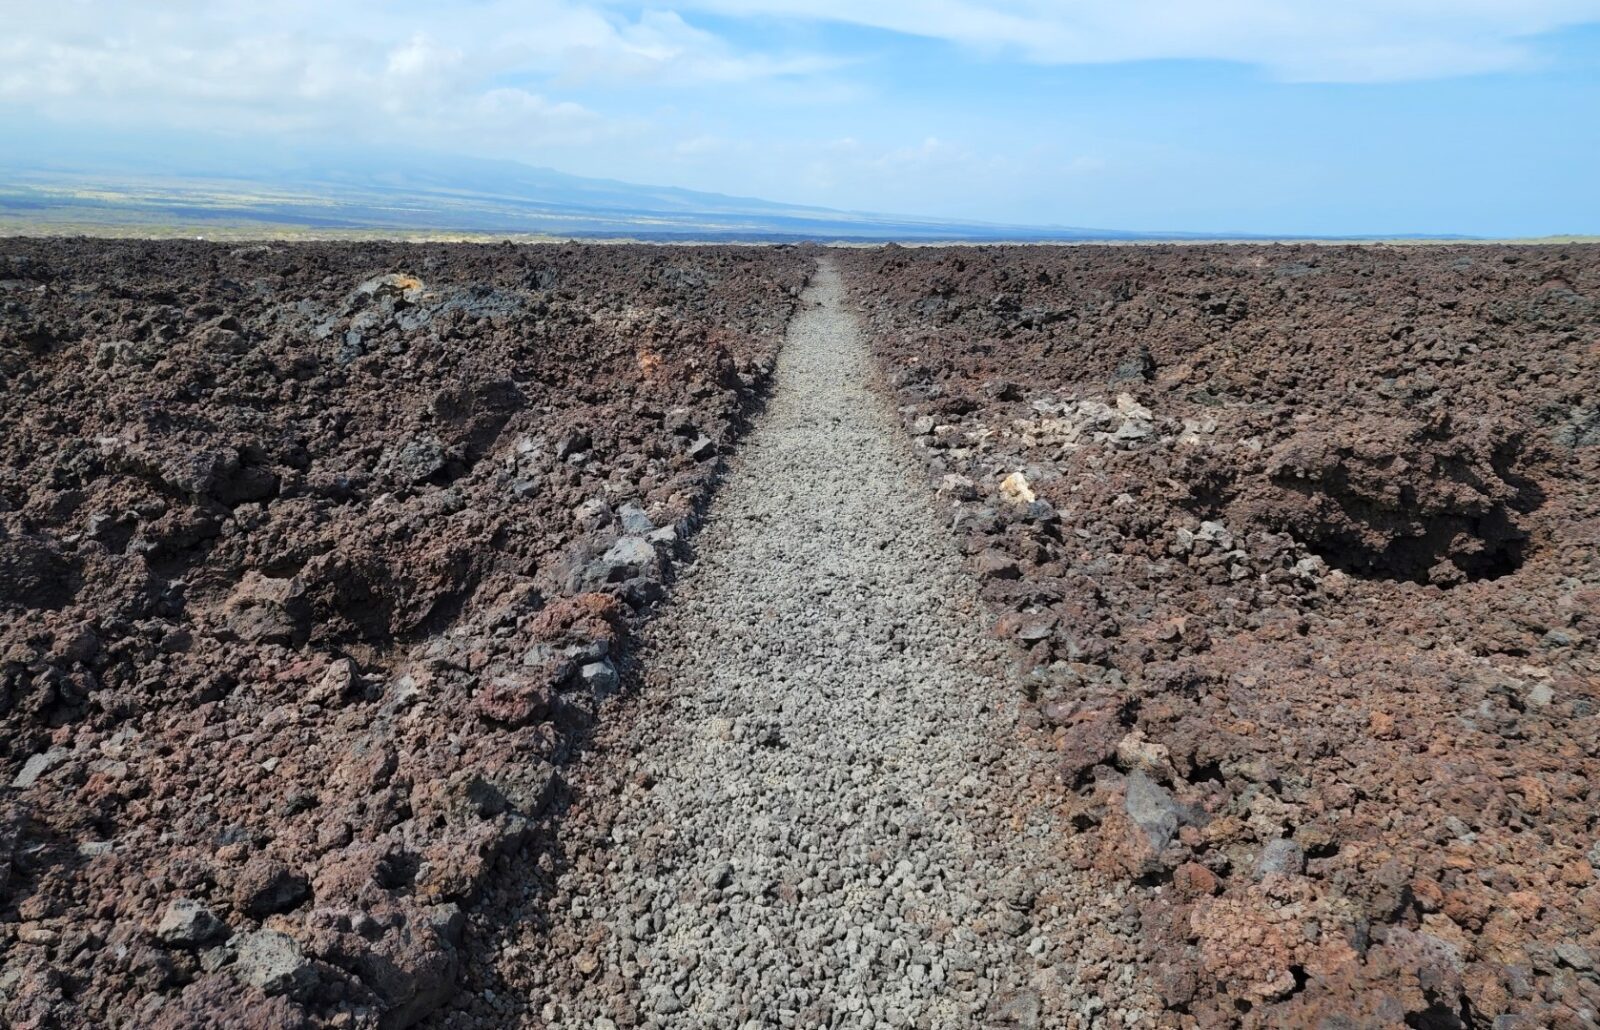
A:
[[0, 143, 1451, 242]]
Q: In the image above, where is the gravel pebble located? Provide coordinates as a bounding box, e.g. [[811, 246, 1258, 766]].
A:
[[477, 262, 1160, 1028]]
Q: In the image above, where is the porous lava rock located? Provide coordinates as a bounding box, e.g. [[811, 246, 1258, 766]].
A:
[[842, 243, 1600, 1028], [0, 238, 810, 1027]]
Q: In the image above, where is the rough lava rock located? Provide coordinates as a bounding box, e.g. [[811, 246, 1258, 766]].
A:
[[0, 238, 810, 1027], [841, 243, 1600, 1029]]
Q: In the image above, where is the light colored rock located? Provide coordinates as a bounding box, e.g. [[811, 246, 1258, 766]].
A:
[[17, 924, 58, 945], [649, 985, 682, 1014], [586, 536, 657, 586], [602, 536, 654, 569], [1556, 942, 1593, 970], [1197, 520, 1235, 550], [1115, 392, 1153, 420], [578, 660, 620, 696], [234, 930, 318, 999], [355, 273, 424, 302], [1125, 770, 1182, 851], [999, 471, 1035, 505], [1116, 730, 1173, 779], [11, 748, 67, 789], [686, 435, 717, 462], [309, 657, 359, 706], [1254, 840, 1307, 880], [938, 473, 978, 500], [618, 502, 655, 535], [156, 899, 228, 947]]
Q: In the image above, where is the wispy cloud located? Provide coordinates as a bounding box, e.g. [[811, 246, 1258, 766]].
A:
[[0, 0, 827, 149], [659, 0, 1600, 81], [546, 10, 838, 85], [7, 0, 1594, 157]]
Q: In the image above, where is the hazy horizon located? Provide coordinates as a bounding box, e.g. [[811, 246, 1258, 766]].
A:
[[4, 1, 1600, 237]]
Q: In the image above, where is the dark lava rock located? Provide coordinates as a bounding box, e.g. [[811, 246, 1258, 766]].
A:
[[0, 238, 811, 1027], [840, 242, 1600, 1028], [234, 858, 311, 918]]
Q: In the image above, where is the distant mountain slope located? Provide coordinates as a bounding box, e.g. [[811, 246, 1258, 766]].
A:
[[0, 146, 1256, 242]]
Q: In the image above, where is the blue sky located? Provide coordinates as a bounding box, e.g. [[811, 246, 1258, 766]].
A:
[[3, 1, 1599, 235]]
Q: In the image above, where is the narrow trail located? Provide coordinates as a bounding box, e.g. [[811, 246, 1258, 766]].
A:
[[478, 260, 1153, 1028]]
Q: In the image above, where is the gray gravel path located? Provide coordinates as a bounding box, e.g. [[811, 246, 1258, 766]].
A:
[[498, 260, 1154, 1028]]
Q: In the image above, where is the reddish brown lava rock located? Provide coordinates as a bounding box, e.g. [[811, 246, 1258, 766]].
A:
[[0, 238, 811, 1027], [841, 243, 1600, 1028]]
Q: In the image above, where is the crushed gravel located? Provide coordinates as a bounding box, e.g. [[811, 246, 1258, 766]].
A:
[[442, 261, 1159, 1028]]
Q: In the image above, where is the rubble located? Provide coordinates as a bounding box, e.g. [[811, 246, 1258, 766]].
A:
[[0, 238, 810, 1027], [843, 242, 1600, 1028]]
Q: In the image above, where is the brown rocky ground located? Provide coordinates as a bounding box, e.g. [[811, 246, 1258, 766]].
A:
[[838, 243, 1600, 1028], [6, 237, 1598, 1029], [0, 238, 810, 1028]]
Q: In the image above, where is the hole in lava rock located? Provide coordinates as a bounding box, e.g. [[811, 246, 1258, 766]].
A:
[[1183, 758, 1224, 786], [1297, 511, 1530, 587], [1405, 1000, 1468, 1030], [1304, 838, 1340, 860], [375, 850, 422, 891], [1258, 417, 1540, 587]]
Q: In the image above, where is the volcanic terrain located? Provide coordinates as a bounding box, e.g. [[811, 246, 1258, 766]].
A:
[[2, 239, 1597, 1029]]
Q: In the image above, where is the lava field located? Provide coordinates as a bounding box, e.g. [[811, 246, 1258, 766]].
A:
[[2, 238, 1598, 1029], [0, 239, 809, 1027], [840, 243, 1600, 1028]]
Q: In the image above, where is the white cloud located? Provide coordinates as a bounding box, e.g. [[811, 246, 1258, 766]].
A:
[[385, 35, 462, 82], [555, 9, 836, 84], [869, 136, 963, 170], [0, 0, 826, 153], [659, 0, 1600, 81], [3, 0, 1595, 232]]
